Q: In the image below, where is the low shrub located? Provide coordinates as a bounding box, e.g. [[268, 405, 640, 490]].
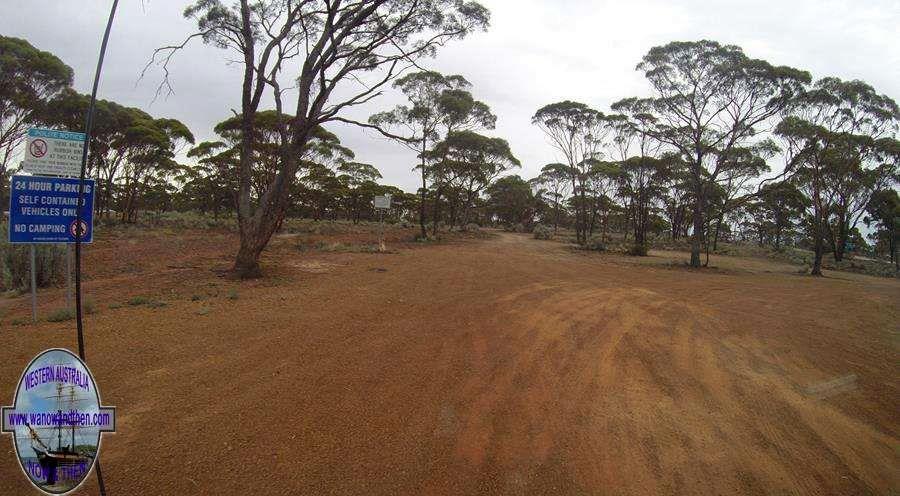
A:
[[462, 223, 481, 232], [582, 236, 606, 252], [44, 300, 93, 323], [128, 296, 152, 306], [533, 224, 553, 240], [0, 223, 68, 292], [627, 243, 648, 256], [46, 308, 75, 322]]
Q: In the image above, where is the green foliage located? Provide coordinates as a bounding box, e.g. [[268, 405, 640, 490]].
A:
[[45, 300, 93, 322], [46, 308, 75, 322], [864, 189, 899, 263], [0, 225, 67, 292], [0, 36, 74, 205], [776, 76, 898, 269], [583, 236, 606, 252], [533, 224, 554, 240], [633, 40, 810, 266], [178, 0, 491, 276], [41, 88, 195, 223], [627, 244, 649, 256], [531, 101, 608, 244], [128, 296, 153, 306], [487, 175, 535, 227]]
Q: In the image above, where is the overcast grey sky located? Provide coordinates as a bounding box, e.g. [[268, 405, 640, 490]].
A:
[[3, 0, 898, 192]]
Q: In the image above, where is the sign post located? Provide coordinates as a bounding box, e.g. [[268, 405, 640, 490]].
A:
[[373, 194, 392, 251], [29, 245, 37, 323], [66, 244, 73, 310]]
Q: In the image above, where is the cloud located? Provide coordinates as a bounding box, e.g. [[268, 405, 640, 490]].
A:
[[3, 0, 897, 191]]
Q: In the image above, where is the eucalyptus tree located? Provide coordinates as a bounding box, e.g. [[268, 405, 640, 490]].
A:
[[153, 0, 490, 277], [176, 150, 235, 218], [118, 118, 195, 222], [369, 71, 474, 237], [606, 101, 668, 252], [584, 160, 620, 240], [532, 101, 608, 243], [755, 181, 807, 250], [486, 175, 535, 227], [336, 161, 382, 223], [296, 162, 345, 221], [634, 40, 810, 267], [43, 90, 153, 217], [530, 163, 571, 233], [421, 88, 497, 232], [708, 141, 776, 251], [0, 36, 73, 204], [776, 77, 898, 274], [617, 156, 668, 253], [427, 130, 519, 230], [42, 88, 195, 221], [864, 189, 899, 267], [211, 111, 354, 204]]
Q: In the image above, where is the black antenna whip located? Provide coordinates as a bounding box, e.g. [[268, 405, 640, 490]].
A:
[[75, 1, 120, 494]]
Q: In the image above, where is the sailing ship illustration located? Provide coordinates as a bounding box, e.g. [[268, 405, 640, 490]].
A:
[[23, 382, 95, 488]]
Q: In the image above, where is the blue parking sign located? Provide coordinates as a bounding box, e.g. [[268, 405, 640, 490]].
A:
[[8, 175, 95, 243]]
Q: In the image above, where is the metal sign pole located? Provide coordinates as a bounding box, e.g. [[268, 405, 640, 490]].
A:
[[66, 244, 73, 310], [30, 244, 37, 323]]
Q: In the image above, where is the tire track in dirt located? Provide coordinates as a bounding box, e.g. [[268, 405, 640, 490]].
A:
[[1, 231, 897, 495]]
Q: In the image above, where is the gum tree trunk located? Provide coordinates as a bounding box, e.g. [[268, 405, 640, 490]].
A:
[[690, 195, 704, 267]]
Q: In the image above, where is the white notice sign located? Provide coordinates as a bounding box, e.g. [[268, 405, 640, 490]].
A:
[[373, 194, 392, 209], [21, 128, 85, 177]]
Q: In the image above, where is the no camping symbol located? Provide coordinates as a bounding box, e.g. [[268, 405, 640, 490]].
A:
[[70, 219, 89, 239], [29, 139, 48, 158]]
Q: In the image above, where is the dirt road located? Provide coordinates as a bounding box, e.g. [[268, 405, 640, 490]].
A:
[[1, 231, 898, 495]]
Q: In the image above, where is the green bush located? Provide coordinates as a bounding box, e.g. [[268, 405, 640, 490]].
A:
[[46, 308, 75, 322], [582, 236, 606, 252], [627, 243, 648, 256], [533, 224, 553, 240], [128, 296, 152, 306], [45, 300, 93, 322], [0, 224, 68, 292]]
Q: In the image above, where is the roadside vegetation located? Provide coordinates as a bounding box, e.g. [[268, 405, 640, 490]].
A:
[[0, 7, 896, 286]]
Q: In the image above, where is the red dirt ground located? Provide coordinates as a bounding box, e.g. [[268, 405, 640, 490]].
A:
[[1, 228, 898, 495]]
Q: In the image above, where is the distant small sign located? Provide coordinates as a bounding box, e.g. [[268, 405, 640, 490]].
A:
[[373, 194, 392, 210], [8, 175, 95, 244], [21, 128, 85, 177]]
